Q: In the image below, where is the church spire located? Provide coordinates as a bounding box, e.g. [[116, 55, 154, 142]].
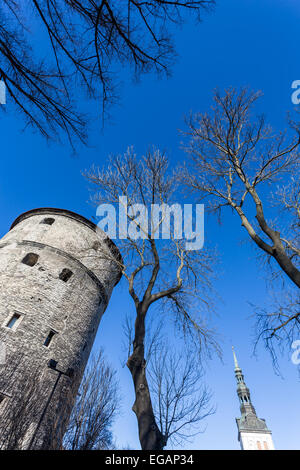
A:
[[232, 346, 256, 416], [232, 346, 239, 370], [232, 347, 275, 450]]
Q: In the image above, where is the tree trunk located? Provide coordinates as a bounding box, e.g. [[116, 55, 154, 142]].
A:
[[272, 242, 300, 289], [254, 200, 300, 289], [237, 204, 300, 289], [126, 305, 164, 450]]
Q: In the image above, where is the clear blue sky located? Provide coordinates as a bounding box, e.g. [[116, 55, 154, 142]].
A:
[[0, 0, 300, 449]]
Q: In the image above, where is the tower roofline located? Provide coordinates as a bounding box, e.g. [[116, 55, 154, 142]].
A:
[[11, 207, 100, 232], [9, 208, 123, 282]]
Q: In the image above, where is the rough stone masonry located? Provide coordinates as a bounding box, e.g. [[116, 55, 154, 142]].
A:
[[0, 208, 122, 449]]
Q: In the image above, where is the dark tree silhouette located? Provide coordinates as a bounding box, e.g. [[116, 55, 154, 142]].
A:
[[63, 349, 120, 450], [148, 343, 214, 448], [182, 88, 300, 363], [84, 148, 219, 449], [182, 88, 300, 289], [123, 317, 214, 448], [0, 350, 119, 450], [0, 0, 214, 143]]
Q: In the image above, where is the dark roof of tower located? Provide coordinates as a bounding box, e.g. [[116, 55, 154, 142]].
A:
[[236, 415, 271, 434]]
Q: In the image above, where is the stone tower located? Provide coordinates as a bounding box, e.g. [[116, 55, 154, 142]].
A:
[[0, 208, 122, 449], [232, 347, 275, 450]]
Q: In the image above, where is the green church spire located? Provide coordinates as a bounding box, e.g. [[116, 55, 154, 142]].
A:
[[232, 347, 273, 449], [232, 346, 256, 416], [232, 346, 240, 370]]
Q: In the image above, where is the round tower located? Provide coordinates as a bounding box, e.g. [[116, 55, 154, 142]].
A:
[[0, 208, 122, 449]]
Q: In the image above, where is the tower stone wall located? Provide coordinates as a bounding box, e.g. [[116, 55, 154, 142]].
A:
[[0, 208, 122, 449]]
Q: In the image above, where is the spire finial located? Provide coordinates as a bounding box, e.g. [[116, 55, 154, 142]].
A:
[[232, 346, 240, 369]]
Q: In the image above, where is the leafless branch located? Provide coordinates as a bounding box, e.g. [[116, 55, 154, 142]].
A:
[[84, 147, 218, 449], [182, 87, 300, 289], [0, 0, 214, 143]]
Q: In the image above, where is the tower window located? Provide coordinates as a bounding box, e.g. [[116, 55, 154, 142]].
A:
[[44, 331, 55, 347], [6, 313, 21, 329], [41, 218, 55, 225], [22, 253, 39, 267], [257, 441, 262, 450], [59, 269, 73, 282], [263, 441, 268, 450]]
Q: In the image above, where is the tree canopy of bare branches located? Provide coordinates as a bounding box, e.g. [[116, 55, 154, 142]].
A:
[[84, 147, 218, 449], [0, 0, 214, 143], [148, 342, 214, 448], [182, 87, 300, 363], [123, 315, 214, 448], [0, 363, 45, 450], [182, 88, 300, 289], [63, 349, 120, 450], [253, 290, 300, 371]]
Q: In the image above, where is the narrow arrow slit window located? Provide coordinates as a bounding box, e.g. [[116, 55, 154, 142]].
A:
[[44, 330, 55, 347]]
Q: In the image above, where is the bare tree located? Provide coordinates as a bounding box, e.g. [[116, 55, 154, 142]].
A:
[[84, 147, 219, 450], [123, 314, 214, 448], [0, 355, 67, 450], [181, 88, 300, 364], [0, 350, 119, 450], [148, 343, 214, 448], [63, 349, 120, 450], [0, 0, 214, 142], [253, 179, 300, 364], [123, 315, 214, 448], [272, 177, 300, 265], [253, 289, 300, 371], [182, 88, 300, 289], [0, 363, 44, 450]]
